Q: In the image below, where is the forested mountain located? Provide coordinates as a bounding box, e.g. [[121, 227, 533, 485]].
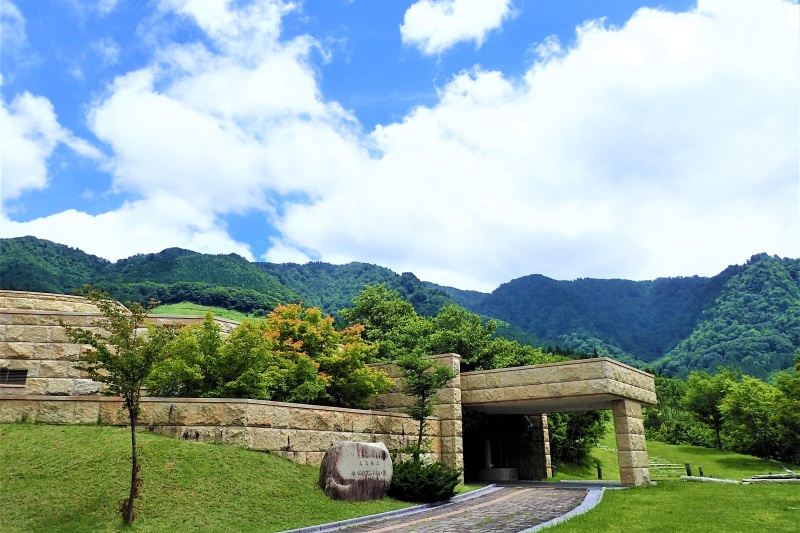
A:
[[656, 254, 800, 378], [0, 236, 109, 293], [258, 262, 454, 317], [0, 237, 299, 313], [439, 255, 799, 378], [2, 237, 798, 377], [444, 269, 739, 364]]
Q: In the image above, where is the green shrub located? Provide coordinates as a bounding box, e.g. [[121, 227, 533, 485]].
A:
[[388, 460, 461, 503]]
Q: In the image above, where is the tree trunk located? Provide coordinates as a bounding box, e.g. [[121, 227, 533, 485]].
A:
[[124, 409, 138, 525], [414, 419, 424, 462]]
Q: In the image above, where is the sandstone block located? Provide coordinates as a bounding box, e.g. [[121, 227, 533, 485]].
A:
[[440, 419, 462, 439], [23, 378, 47, 395], [246, 427, 284, 450], [0, 400, 36, 422], [546, 382, 565, 397], [441, 436, 463, 454], [461, 373, 486, 390], [36, 400, 75, 424], [615, 433, 647, 451], [72, 379, 100, 395], [44, 378, 78, 396], [288, 407, 333, 431], [614, 415, 645, 436], [618, 450, 650, 469], [74, 400, 101, 423], [613, 399, 643, 418], [319, 441, 392, 501], [620, 467, 651, 487]]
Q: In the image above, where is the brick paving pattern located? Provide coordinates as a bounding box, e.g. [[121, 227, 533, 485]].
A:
[[341, 487, 588, 533]]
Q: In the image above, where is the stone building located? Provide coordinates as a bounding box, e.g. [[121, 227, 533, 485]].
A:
[[0, 290, 656, 486]]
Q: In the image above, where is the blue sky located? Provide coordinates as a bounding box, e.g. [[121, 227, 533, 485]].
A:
[[1, 0, 798, 291]]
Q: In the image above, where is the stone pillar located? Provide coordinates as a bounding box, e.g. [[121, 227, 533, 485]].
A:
[[484, 437, 492, 468], [613, 399, 650, 487], [431, 354, 464, 478], [529, 414, 552, 479]]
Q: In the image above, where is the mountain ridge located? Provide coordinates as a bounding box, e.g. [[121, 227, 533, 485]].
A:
[[2, 236, 797, 378]]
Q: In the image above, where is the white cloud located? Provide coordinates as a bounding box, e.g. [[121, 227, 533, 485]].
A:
[[7, 0, 798, 292], [0, 84, 101, 205], [401, 0, 515, 55], [0, 194, 254, 261], [272, 0, 800, 290]]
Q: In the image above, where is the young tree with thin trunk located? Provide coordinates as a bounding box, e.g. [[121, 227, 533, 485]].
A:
[[61, 287, 176, 525], [396, 353, 457, 461]]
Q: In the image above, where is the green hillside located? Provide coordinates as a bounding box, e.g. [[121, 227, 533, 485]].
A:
[[2, 236, 798, 376], [0, 424, 409, 532], [0, 236, 109, 294], [452, 270, 738, 364], [656, 254, 800, 378], [258, 261, 454, 317]]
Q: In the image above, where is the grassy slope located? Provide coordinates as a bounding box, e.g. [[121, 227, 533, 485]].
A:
[[3, 422, 798, 532], [0, 424, 411, 533], [149, 302, 252, 322]]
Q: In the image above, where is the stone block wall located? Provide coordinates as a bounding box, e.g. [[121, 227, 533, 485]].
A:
[[0, 290, 238, 396], [0, 396, 435, 466]]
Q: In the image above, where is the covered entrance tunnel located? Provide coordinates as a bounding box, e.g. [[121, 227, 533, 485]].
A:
[[459, 358, 657, 486]]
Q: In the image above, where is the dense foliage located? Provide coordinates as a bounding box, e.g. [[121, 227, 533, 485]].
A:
[[547, 411, 610, 464], [0, 236, 108, 293], [339, 284, 564, 371], [387, 460, 461, 503], [644, 359, 800, 464], [147, 307, 393, 408], [657, 254, 800, 378], [259, 262, 454, 317]]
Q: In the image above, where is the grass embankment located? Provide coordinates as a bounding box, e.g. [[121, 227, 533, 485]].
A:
[[149, 302, 252, 321], [0, 424, 413, 533], [548, 423, 799, 532]]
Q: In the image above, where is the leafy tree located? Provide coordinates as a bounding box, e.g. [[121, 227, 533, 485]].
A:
[[148, 306, 392, 408], [425, 304, 498, 371], [61, 288, 176, 525], [396, 353, 457, 461], [263, 303, 393, 408], [547, 411, 609, 464], [772, 354, 800, 464], [720, 376, 781, 459], [684, 369, 738, 449], [340, 284, 431, 361]]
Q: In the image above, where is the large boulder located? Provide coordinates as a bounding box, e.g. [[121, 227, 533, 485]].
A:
[[319, 441, 393, 501]]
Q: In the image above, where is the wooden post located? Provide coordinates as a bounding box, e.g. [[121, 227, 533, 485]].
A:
[[597, 462, 603, 480], [685, 463, 692, 477], [699, 467, 704, 477]]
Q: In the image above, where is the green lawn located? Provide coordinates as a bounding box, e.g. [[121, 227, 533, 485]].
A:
[[547, 481, 799, 533], [3, 422, 797, 532], [149, 302, 252, 322], [547, 422, 799, 532], [0, 424, 411, 533]]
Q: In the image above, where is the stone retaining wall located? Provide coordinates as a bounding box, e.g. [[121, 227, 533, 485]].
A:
[[0, 290, 238, 396], [0, 395, 437, 466]]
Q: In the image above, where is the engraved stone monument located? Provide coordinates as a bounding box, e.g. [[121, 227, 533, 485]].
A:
[[319, 441, 393, 501]]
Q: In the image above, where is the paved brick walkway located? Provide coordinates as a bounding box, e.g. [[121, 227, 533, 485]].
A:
[[339, 487, 588, 533]]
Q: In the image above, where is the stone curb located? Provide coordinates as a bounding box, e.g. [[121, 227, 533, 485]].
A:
[[278, 484, 502, 533], [516, 488, 605, 532]]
